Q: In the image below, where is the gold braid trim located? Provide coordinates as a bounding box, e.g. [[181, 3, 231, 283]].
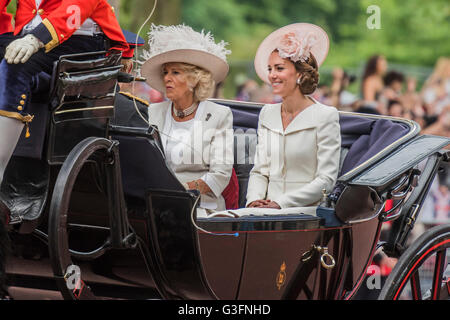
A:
[[0, 110, 34, 123], [119, 91, 150, 106], [0, 110, 34, 138], [42, 18, 60, 52]]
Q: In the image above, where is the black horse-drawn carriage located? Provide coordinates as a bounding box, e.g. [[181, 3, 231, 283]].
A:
[[1, 50, 449, 300]]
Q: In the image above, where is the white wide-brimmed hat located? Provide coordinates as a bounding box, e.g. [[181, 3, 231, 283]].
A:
[[141, 24, 231, 93], [254, 23, 329, 84]]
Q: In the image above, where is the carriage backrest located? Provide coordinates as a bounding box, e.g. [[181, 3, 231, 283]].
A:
[[47, 51, 122, 164], [210, 99, 417, 207], [13, 51, 122, 163]]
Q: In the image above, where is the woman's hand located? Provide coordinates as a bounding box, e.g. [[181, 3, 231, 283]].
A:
[[247, 199, 270, 207], [260, 201, 281, 209], [187, 179, 212, 194], [247, 199, 280, 209]]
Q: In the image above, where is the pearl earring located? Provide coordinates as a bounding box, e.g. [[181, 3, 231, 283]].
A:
[[296, 77, 301, 85]]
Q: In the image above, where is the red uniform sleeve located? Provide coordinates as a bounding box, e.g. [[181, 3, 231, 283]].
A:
[[31, 0, 100, 52], [28, 0, 128, 55]]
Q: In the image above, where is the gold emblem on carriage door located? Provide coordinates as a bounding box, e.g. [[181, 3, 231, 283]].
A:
[[276, 262, 287, 290]]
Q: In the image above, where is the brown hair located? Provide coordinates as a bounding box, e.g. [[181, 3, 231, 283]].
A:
[[294, 54, 319, 95]]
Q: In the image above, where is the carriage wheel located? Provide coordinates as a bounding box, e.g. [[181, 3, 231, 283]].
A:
[[48, 137, 115, 300], [379, 224, 450, 300]]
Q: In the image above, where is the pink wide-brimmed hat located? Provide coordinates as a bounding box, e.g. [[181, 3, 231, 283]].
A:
[[141, 24, 231, 93], [254, 23, 329, 83]]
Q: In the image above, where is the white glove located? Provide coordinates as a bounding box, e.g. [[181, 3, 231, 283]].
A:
[[5, 34, 44, 64]]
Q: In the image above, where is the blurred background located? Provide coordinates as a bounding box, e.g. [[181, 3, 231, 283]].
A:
[[115, 0, 450, 102], [7, 1, 450, 103]]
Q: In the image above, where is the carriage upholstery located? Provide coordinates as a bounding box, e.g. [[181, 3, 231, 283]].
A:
[[12, 51, 122, 163], [46, 51, 122, 164], [224, 103, 413, 210]]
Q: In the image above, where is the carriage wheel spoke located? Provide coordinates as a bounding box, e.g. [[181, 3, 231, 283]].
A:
[[431, 249, 446, 300], [410, 271, 422, 300]]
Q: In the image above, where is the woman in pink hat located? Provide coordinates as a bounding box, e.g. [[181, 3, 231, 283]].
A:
[[246, 23, 341, 212]]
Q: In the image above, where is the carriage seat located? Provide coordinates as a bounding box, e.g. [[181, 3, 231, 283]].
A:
[[231, 113, 411, 210], [233, 129, 257, 208]]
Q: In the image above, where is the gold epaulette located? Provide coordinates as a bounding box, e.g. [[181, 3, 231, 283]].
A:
[[119, 91, 150, 106]]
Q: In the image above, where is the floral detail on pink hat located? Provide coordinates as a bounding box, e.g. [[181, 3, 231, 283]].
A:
[[277, 32, 317, 63], [254, 23, 329, 83]]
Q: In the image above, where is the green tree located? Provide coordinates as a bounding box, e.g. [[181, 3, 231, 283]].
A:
[[6, 0, 448, 96], [120, 0, 180, 38]]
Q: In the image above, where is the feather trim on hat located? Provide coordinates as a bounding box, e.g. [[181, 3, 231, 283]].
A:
[[142, 24, 231, 62]]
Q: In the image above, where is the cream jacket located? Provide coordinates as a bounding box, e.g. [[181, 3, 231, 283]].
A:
[[246, 101, 341, 209], [148, 100, 234, 211]]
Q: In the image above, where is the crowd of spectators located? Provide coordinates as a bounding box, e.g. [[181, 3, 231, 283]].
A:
[[234, 55, 450, 142]]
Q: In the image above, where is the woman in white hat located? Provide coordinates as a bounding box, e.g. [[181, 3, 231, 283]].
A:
[[141, 24, 234, 214], [246, 23, 341, 212]]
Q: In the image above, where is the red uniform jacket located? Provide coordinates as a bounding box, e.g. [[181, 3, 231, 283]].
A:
[[1, 0, 130, 56], [0, 0, 13, 33]]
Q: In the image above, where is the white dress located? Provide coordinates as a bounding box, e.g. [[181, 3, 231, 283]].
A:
[[246, 101, 341, 209]]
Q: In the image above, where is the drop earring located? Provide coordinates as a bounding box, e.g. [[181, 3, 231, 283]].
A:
[[296, 77, 301, 85]]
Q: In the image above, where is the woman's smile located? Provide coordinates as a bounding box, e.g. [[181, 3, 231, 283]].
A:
[[267, 51, 299, 97]]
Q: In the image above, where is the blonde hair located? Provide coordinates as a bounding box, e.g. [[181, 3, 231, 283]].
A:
[[163, 62, 215, 102]]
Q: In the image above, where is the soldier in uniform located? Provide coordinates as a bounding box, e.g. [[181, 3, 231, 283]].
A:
[[0, 0, 130, 196]]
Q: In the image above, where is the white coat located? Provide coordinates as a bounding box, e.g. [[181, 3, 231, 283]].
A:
[[246, 101, 341, 209], [148, 100, 234, 211]]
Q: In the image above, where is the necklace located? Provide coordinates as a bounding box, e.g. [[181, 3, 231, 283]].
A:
[[281, 104, 298, 121], [173, 102, 198, 118]]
